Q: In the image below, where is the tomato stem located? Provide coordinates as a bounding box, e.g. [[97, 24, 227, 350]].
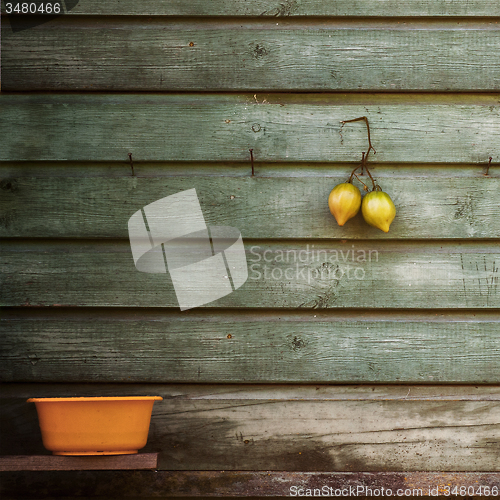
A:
[[343, 117, 378, 190], [352, 173, 369, 191]]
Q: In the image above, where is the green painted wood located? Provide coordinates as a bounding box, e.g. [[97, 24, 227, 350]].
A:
[[2, 94, 500, 162], [2, 241, 499, 309], [1, 0, 499, 481], [1, 385, 499, 471], [3, 19, 500, 91], [1, 170, 499, 239], [1, 311, 499, 382], [43, 0, 500, 16]]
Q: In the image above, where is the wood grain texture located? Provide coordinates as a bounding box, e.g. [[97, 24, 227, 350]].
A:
[[153, 399, 500, 471], [1, 385, 499, 471], [3, 19, 500, 91], [2, 94, 500, 162], [1, 169, 499, 239], [1, 311, 499, 383], [45, 0, 500, 16], [2, 0, 500, 484], [2, 241, 499, 309], [0, 471, 499, 498], [0, 453, 158, 471]]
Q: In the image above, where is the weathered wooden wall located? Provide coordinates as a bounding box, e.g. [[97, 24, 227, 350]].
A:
[[1, 0, 499, 497]]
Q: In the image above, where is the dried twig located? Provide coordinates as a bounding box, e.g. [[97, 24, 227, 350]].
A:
[[342, 117, 378, 190]]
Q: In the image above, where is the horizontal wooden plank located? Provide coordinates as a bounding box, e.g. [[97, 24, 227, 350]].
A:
[[35, 0, 500, 16], [3, 19, 500, 91], [2, 384, 499, 471], [63, 398, 500, 472], [2, 94, 500, 162], [1, 168, 499, 239], [1, 471, 499, 499], [2, 241, 499, 310], [1, 311, 499, 383], [0, 453, 158, 471]]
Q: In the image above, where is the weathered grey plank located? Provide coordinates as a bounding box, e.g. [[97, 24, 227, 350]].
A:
[[0, 471, 499, 498], [1, 385, 499, 471], [155, 399, 500, 471], [1, 311, 499, 383], [1, 170, 499, 239], [4, 19, 500, 91], [2, 94, 500, 162], [2, 241, 499, 309], [45, 0, 500, 16]]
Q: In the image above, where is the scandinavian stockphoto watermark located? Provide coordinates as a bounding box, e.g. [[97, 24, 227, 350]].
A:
[[128, 189, 248, 311], [248, 244, 378, 284], [3, 0, 79, 32]]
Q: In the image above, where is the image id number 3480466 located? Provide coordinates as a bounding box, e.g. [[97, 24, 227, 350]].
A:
[[441, 485, 499, 496], [4, 2, 62, 13]]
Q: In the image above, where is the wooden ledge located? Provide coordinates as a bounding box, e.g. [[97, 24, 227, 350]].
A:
[[146, 472, 500, 496], [0, 470, 499, 497], [0, 453, 158, 471]]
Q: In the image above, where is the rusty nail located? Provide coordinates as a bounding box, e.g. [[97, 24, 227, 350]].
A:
[[485, 157, 492, 176], [128, 153, 135, 177], [250, 149, 255, 176]]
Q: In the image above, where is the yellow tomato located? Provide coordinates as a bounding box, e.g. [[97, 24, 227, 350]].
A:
[[361, 191, 396, 233], [328, 182, 362, 226]]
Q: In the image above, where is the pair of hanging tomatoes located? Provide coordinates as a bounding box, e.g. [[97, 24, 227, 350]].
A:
[[328, 182, 396, 233]]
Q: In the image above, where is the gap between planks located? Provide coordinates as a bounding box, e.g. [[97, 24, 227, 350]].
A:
[[2, 305, 500, 322], [2, 383, 499, 401], [2, 238, 500, 251], [5, 16, 500, 29], [0, 162, 497, 178], [37, 0, 500, 17]]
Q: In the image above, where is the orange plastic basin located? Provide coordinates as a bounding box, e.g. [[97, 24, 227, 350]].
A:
[[27, 396, 163, 456]]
